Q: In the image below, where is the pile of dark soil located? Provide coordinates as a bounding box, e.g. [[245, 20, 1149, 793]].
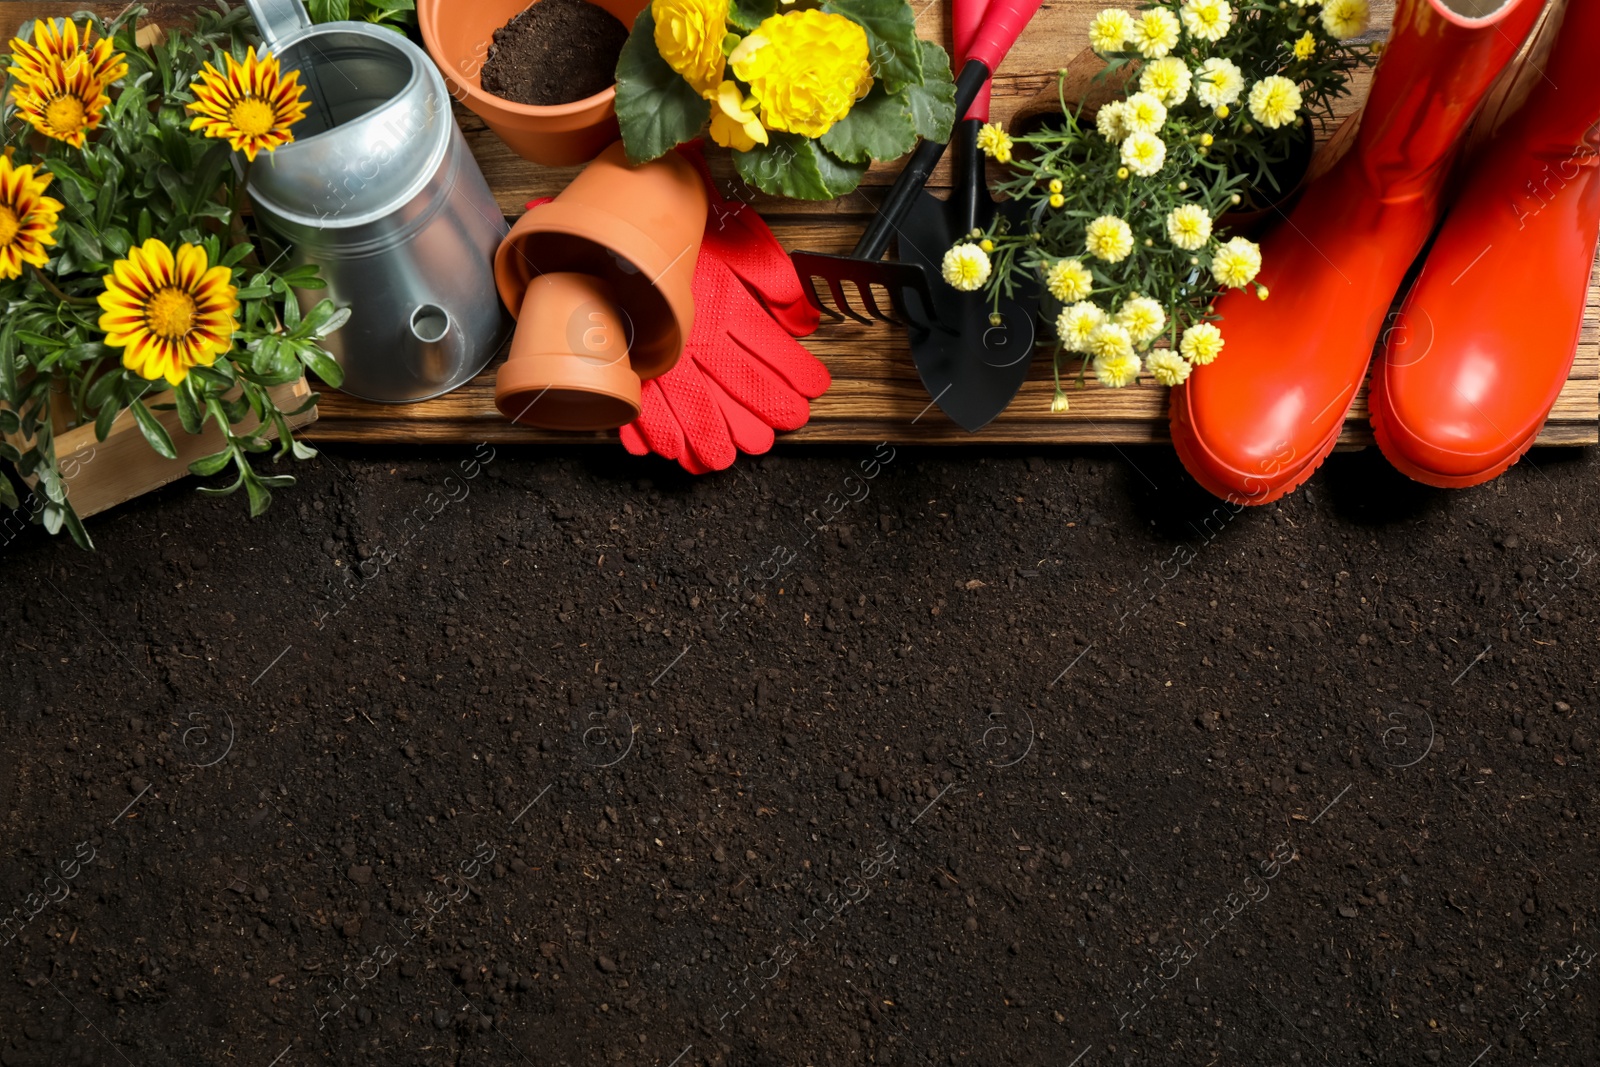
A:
[[1, 444, 1596, 1066], [481, 0, 629, 106]]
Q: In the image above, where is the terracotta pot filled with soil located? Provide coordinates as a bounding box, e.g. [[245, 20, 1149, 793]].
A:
[[419, 0, 644, 166]]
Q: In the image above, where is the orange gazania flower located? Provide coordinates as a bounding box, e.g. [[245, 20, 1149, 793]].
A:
[[0, 154, 64, 280], [98, 240, 240, 386], [186, 48, 310, 161], [6, 20, 127, 147]]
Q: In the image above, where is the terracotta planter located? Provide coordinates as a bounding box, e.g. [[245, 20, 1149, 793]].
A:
[[418, 0, 648, 167], [493, 142, 706, 430]]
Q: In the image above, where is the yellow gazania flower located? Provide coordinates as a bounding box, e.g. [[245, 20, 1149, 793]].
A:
[[1056, 301, 1107, 352], [1321, 0, 1371, 40], [1195, 57, 1244, 108], [1130, 8, 1180, 59], [730, 10, 872, 139], [708, 81, 768, 151], [1293, 31, 1317, 60], [0, 155, 64, 280], [1046, 258, 1094, 303], [940, 243, 992, 291], [98, 239, 240, 386], [1120, 131, 1166, 177], [1166, 204, 1212, 250], [1146, 350, 1191, 386], [976, 122, 1014, 164], [1179, 321, 1225, 364], [653, 0, 729, 98], [1179, 0, 1232, 42], [1116, 296, 1166, 347], [1248, 74, 1302, 130], [187, 48, 311, 161], [1085, 215, 1134, 263], [1212, 236, 1262, 288], [1088, 8, 1136, 54], [7, 21, 127, 148], [1139, 56, 1192, 106]]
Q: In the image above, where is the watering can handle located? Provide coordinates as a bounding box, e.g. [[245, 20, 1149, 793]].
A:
[[247, 0, 313, 48]]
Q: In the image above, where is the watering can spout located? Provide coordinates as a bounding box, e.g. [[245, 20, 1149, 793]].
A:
[[245, 0, 313, 47]]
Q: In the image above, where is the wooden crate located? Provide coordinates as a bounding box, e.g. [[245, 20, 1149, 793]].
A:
[[5, 0, 1595, 448], [4, 378, 318, 520]]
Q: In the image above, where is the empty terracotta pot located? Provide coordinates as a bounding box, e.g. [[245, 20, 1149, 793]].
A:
[[418, 0, 647, 166], [493, 141, 707, 430]]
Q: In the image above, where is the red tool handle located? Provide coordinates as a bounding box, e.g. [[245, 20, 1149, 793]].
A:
[[953, 0, 991, 122], [963, 0, 1041, 92]]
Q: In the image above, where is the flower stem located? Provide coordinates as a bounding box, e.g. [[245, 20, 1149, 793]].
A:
[[34, 268, 99, 308]]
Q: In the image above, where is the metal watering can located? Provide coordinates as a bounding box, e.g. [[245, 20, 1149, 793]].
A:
[[244, 0, 510, 403]]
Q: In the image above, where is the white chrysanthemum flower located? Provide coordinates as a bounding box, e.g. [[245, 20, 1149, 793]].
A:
[[1130, 7, 1180, 58], [1195, 57, 1244, 108], [1085, 215, 1135, 263], [1321, 0, 1371, 39], [1121, 131, 1167, 177], [1096, 100, 1129, 142], [1165, 204, 1213, 250], [1139, 56, 1192, 106], [1179, 0, 1232, 41], [1046, 258, 1095, 303], [1116, 296, 1167, 347], [1211, 236, 1262, 287], [1179, 321, 1225, 364], [941, 243, 991, 291], [1146, 349, 1192, 386], [1122, 91, 1168, 134], [1089, 8, 1136, 53], [1056, 301, 1108, 352], [1248, 75, 1302, 129]]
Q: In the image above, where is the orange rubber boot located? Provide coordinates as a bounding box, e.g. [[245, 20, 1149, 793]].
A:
[[1371, 0, 1600, 486], [1169, 0, 1543, 504]]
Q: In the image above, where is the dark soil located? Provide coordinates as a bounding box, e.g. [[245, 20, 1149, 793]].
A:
[[481, 0, 628, 107], [2, 443, 1597, 1066]]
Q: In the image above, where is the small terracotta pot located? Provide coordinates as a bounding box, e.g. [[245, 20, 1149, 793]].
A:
[[418, 0, 648, 167], [493, 141, 707, 430]]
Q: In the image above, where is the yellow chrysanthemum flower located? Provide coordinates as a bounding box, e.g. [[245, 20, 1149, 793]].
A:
[[1088, 8, 1136, 54], [708, 81, 768, 151], [1146, 349, 1191, 386], [1321, 0, 1371, 40], [1116, 296, 1166, 347], [99, 239, 241, 386], [1195, 57, 1244, 108], [1095, 100, 1128, 142], [187, 48, 310, 161], [976, 122, 1014, 164], [1056, 301, 1106, 352], [1088, 321, 1136, 361], [1179, 0, 1232, 42], [7, 20, 127, 148], [1122, 91, 1167, 135], [1139, 56, 1192, 106], [1051, 392, 1071, 413], [1046, 258, 1094, 303], [1165, 203, 1213, 250], [652, 0, 729, 98], [731, 10, 872, 138], [941, 243, 991, 292], [1086, 215, 1135, 263], [1120, 131, 1166, 177], [1179, 321, 1225, 364], [1211, 236, 1261, 288], [1248, 74, 1302, 130], [1091, 332, 1141, 386], [0, 155, 64, 280], [1130, 8, 1180, 59], [1293, 31, 1317, 60]]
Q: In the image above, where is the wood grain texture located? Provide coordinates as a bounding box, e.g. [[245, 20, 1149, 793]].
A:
[[5, 0, 1595, 448]]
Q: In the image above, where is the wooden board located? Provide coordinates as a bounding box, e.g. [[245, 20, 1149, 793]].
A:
[[5, 1, 1596, 448]]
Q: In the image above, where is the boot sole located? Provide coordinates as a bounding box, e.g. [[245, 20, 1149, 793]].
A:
[[1168, 383, 1354, 506], [1368, 369, 1544, 488]]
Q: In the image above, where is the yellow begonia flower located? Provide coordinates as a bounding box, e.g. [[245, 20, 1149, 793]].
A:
[[1248, 74, 1302, 129], [1139, 57, 1192, 106], [976, 122, 1014, 164], [1086, 215, 1134, 263], [1120, 131, 1166, 177], [708, 81, 768, 151], [1179, 321, 1225, 364], [653, 0, 730, 98], [1195, 57, 1244, 108], [1088, 8, 1136, 54], [941, 243, 991, 291], [1165, 204, 1213, 250], [1146, 349, 1192, 386], [1211, 236, 1261, 288], [1321, 0, 1371, 40], [1293, 31, 1317, 60], [1046, 258, 1094, 303], [1130, 8, 1180, 59], [730, 10, 872, 138], [1179, 0, 1232, 42]]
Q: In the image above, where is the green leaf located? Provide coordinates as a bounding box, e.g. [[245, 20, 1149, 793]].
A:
[[821, 0, 923, 95], [0, 319, 16, 406], [734, 135, 869, 199], [299, 346, 345, 389], [904, 40, 956, 142], [821, 83, 918, 164], [244, 475, 272, 517], [95, 398, 120, 441], [729, 0, 777, 32], [615, 7, 712, 164], [189, 448, 234, 477], [0, 475, 18, 511], [129, 399, 178, 460], [174, 381, 203, 435], [61, 502, 92, 550], [300, 300, 352, 340]]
